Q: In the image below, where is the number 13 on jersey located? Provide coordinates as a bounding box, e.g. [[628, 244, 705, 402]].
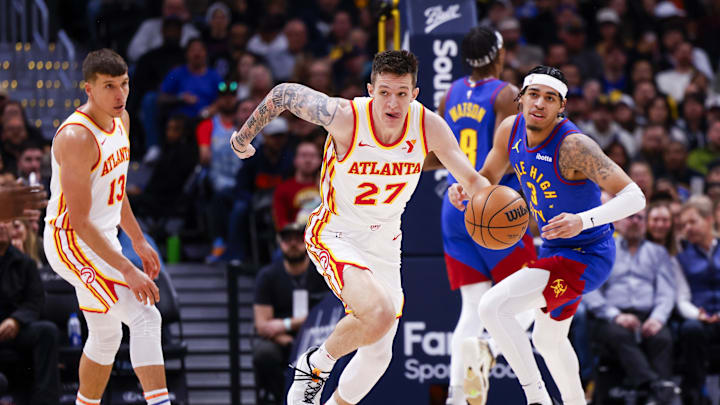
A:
[[107, 174, 126, 205]]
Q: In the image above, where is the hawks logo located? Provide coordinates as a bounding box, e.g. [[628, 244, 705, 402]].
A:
[[318, 250, 331, 272], [550, 278, 567, 298], [80, 267, 96, 284]]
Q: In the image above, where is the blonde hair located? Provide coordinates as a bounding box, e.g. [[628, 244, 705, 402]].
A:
[[682, 195, 714, 219]]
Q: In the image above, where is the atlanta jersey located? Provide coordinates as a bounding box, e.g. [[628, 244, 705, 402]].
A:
[[45, 110, 130, 232]]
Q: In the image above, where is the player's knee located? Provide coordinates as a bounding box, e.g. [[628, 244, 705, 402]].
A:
[[531, 330, 556, 357], [364, 303, 395, 341], [84, 326, 123, 365], [477, 290, 500, 324], [128, 306, 164, 367], [129, 305, 162, 336]]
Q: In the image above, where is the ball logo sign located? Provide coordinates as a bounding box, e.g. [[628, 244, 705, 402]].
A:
[[80, 267, 96, 284], [424, 4, 461, 33]]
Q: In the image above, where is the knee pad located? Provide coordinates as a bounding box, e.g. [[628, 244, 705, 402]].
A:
[[83, 316, 123, 366], [128, 305, 164, 368]]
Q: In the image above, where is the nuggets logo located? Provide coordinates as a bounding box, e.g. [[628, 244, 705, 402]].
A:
[[80, 267, 96, 284], [550, 279, 567, 298], [504, 205, 528, 222]]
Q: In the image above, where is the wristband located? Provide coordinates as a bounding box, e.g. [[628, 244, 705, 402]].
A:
[[283, 317, 292, 331]]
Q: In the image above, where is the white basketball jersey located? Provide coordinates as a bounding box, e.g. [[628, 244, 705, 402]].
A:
[[45, 110, 130, 233], [317, 97, 428, 227]]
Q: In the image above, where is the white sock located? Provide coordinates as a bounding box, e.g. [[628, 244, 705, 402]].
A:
[[76, 392, 100, 405], [310, 343, 337, 372], [447, 384, 465, 405], [144, 388, 171, 404], [522, 378, 551, 405]]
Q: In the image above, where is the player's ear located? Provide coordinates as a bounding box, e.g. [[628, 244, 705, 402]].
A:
[[366, 82, 373, 97], [558, 98, 567, 115], [84, 80, 92, 99], [412, 87, 419, 100]]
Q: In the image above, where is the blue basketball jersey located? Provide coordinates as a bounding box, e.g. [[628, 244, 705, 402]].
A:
[[507, 114, 612, 248], [444, 77, 516, 188]]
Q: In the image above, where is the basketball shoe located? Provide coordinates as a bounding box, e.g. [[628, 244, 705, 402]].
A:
[[287, 347, 330, 405], [462, 337, 495, 405]]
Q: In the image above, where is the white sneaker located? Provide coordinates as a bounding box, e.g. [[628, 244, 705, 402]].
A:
[[287, 347, 330, 405], [462, 337, 495, 405]]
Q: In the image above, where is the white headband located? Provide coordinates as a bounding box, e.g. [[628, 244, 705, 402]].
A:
[[522, 73, 568, 99]]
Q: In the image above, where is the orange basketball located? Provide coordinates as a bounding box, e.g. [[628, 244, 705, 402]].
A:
[[464, 185, 530, 250]]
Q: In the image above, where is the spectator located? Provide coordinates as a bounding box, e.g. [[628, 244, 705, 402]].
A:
[[706, 96, 720, 127], [600, 45, 629, 93], [581, 97, 636, 155], [688, 121, 720, 175], [544, 43, 568, 70], [130, 115, 198, 222], [0, 116, 30, 175], [252, 221, 328, 404], [646, 202, 679, 256], [228, 21, 251, 62], [296, 0, 343, 57], [604, 140, 631, 172], [126, 0, 199, 63], [303, 59, 333, 95], [677, 92, 707, 150], [159, 38, 222, 118], [202, 2, 233, 77], [129, 16, 185, 153], [0, 221, 60, 404], [636, 124, 669, 177], [196, 87, 242, 263], [558, 19, 604, 80], [227, 117, 294, 263], [585, 209, 676, 403], [560, 63, 582, 95], [656, 42, 696, 103], [0, 100, 43, 143], [676, 196, 720, 404], [272, 140, 321, 231], [326, 10, 353, 60], [10, 218, 42, 267], [247, 64, 275, 104], [15, 140, 45, 188], [271, 19, 310, 82], [644, 95, 685, 143], [659, 140, 703, 196], [247, 13, 289, 82], [630, 59, 655, 89], [497, 17, 543, 72], [595, 7, 623, 55], [659, 24, 713, 81], [232, 52, 261, 101], [630, 160, 655, 201], [612, 94, 637, 135], [564, 93, 590, 127]]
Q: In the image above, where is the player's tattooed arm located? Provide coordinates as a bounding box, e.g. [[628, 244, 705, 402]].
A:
[[557, 133, 629, 191], [230, 83, 341, 153]]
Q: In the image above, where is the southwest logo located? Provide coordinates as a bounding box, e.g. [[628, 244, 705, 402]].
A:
[[536, 153, 552, 162], [550, 279, 567, 298], [504, 205, 528, 222]]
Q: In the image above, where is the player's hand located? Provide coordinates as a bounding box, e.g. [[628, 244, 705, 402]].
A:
[[124, 266, 160, 305], [0, 184, 47, 222], [264, 319, 286, 337], [274, 333, 294, 347], [180, 92, 198, 105], [230, 131, 256, 159], [0, 318, 20, 342], [642, 318, 663, 337], [541, 213, 583, 239], [134, 239, 161, 280], [448, 184, 469, 210], [614, 313, 641, 330]]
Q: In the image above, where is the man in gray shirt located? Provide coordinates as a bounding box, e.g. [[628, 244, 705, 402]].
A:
[[585, 208, 676, 400]]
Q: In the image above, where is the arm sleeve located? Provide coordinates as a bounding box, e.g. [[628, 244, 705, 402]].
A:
[[11, 257, 44, 325], [649, 248, 676, 324], [578, 182, 646, 230], [195, 119, 213, 146]]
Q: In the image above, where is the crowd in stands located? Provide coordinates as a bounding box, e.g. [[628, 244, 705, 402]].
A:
[[5, 0, 720, 403]]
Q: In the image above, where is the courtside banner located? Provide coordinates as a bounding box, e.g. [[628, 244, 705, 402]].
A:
[[402, 0, 477, 110]]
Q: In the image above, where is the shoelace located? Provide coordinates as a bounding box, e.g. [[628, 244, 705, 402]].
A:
[[292, 365, 327, 403]]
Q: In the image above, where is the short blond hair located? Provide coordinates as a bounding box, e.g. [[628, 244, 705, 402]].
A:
[[681, 195, 713, 219]]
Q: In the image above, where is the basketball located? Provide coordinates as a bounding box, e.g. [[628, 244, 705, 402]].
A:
[[464, 185, 530, 250]]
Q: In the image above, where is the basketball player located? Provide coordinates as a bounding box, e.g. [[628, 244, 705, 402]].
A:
[[424, 27, 537, 405], [230, 50, 492, 405], [450, 65, 645, 405], [43, 49, 172, 405]]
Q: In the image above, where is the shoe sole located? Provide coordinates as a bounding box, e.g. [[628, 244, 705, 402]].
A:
[[462, 337, 495, 405]]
